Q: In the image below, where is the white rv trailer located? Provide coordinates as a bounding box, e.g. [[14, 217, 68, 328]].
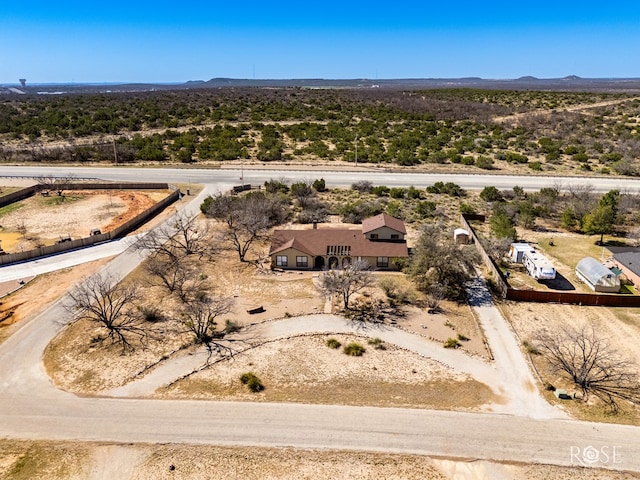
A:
[[508, 242, 535, 263], [522, 251, 556, 280]]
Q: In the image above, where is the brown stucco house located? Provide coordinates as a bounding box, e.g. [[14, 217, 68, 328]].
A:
[[269, 213, 409, 270]]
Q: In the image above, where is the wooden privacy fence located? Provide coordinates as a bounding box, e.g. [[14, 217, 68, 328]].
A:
[[460, 213, 640, 307], [0, 183, 180, 266], [505, 288, 640, 306], [460, 214, 510, 298]]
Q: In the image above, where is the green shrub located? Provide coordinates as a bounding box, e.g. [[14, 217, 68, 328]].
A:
[[407, 186, 422, 199], [372, 185, 390, 197], [389, 187, 407, 199], [312, 178, 327, 192], [459, 203, 476, 215], [528, 161, 542, 171], [240, 372, 264, 392], [475, 156, 495, 170], [457, 333, 470, 342], [443, 338, 461, 349], [367, 337, 386, 350], [522, 340, 540, 355], [343, 342, 366, 356], [326, 338, 342, 349]]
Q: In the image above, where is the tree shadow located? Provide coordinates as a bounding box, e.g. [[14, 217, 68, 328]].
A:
[[464, 278, 494, 307]]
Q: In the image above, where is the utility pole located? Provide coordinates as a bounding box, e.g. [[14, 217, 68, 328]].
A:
[[112, 137, 118, 165], [355, 133, 358, 168]]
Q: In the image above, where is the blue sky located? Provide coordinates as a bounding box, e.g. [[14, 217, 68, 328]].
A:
[[1, 1, 639, 83]]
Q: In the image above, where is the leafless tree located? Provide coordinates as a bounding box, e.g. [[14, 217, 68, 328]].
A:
[[565, 183, 597, 223], [179, 292, 235, 356], [426, 284, 447, 313], [135, 211, 214, 260], [319, 260, 374, 310], [202, 191, 288, 263], [35, 173, 77, 196], [536, 325, 640, 413], [0, 145, 13, 162], [66, 273, 145, 353], [627, 226, 640, 247]]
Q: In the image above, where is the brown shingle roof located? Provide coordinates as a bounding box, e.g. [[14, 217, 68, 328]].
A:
[[361, 213, 407, 234], [269, 227, 408, 258]]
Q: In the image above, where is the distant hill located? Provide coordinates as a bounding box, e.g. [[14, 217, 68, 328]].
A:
[[3, 77, 640, 95]]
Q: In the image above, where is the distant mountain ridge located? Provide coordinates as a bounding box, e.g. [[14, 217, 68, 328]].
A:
[[3, 76, 640, 94]]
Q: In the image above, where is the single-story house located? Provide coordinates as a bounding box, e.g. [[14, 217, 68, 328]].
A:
[[611, 250, 640, 287], [269, 213, 409, 270]]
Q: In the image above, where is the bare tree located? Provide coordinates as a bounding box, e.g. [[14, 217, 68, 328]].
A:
[[319, 260, 374, 310], [627, 226, 640, 247], [66, 273, 145, 353], [135, 211, 213, 260], [565, 183, 597, 224], [179, 292, 235, 356], [35, 173, 77, 196], [202, 191, 288, 263], [143, 253, 189, 295], [536, 325, 640, 413]]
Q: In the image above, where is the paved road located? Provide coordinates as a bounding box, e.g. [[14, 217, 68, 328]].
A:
[[0, 168, 639, 472], [1, 165, 638, 193], [0, 235, 141, 282]]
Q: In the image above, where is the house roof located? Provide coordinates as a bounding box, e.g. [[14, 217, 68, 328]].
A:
[[612, 250, 640, 277], [269, 226, 408, 258], [361, 213, 407, 234]]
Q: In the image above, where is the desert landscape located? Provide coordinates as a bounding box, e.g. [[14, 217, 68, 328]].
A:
[[1, 176, 639, 478]]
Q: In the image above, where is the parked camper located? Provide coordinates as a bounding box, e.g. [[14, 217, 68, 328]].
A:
[[508, 243, 535, 263], [522, 251, 556, 280]]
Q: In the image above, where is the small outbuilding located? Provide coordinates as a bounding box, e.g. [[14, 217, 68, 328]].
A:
[[575, 257, 620, 293], [453, 228, 470, 245]]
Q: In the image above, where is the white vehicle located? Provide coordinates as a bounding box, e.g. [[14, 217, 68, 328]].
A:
[[522, 251, 556, 280]]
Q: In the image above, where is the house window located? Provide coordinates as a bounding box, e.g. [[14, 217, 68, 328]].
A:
[[296, 256, 308, 267], [276, 255, 288, 267], [370, 234, 379, 239], [390, 234, 399, 239], [377, 257, 389, 268]]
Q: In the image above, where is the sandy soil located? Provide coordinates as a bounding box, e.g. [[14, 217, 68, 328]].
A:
[[501, 300, 640, 424], [0, 188, 167, 251], [1, 440, 637, 480]]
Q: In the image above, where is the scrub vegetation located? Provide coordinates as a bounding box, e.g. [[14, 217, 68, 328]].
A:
[[1, 88, 640, 176]]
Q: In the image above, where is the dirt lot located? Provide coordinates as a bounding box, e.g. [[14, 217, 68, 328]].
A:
[[0, 187, 169, 251], [501, 299, 640, 424]]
